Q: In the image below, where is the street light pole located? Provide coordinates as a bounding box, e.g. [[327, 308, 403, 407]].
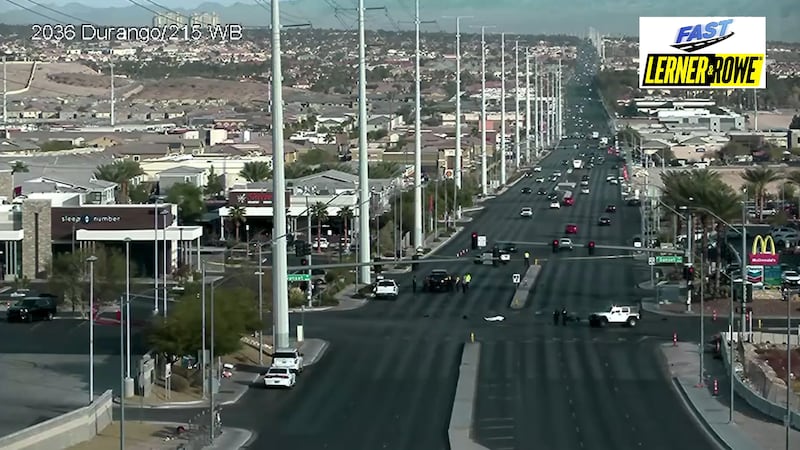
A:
[[305, 194, 313, 306], [87, 255, 98, 404], [209, 279, 216, 442], [162, 210, 168, 317], [124, 237, 133, 398], [787, 281, 793, 449], [119, 294, 125, 450], [699, 241, 705, 388], [201, 263, 207, 399], [257, 245, 264, 366], [153, 201, 159, 315]]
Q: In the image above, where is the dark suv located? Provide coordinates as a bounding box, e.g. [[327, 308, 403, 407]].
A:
[[423, 270, 455, 292], [7, 295, 58, 322]]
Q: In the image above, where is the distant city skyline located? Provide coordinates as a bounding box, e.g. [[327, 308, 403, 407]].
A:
[[0, 1, 797, 42]]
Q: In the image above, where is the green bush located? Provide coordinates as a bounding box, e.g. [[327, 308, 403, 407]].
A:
[[288, 287, 306, 308]]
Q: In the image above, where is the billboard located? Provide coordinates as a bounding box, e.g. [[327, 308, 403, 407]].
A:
[[639, 17, 766, 89], [749, 235, 779, 266], [51, 207, 174, 240]]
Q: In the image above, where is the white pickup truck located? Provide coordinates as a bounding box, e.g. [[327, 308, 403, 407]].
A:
[[374, 279, 399, 299], [272, 348, 304, 373], [588, 305, 640, 327]]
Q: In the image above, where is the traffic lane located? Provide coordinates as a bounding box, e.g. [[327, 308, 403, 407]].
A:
[[474, 333, 714, 450], [226, 337, 461, 450], [0, 318, 148, 355]]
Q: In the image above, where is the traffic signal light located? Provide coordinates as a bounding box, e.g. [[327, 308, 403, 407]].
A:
[[300, 258, 308, 266], [303, 242, 312, 256], [471, 232, 478, 250], [294, 241, 303, 257], [552, 239, 559, 253], [588, 241, 595, 255]]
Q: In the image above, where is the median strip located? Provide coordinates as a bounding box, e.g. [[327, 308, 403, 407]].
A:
[[448, 343, 490, 450], [509, 265, 542, 309]]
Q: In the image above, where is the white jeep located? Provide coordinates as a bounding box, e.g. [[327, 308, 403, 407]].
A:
[[374, 279, 399, 299], [272, 348, 305, 373], [588, 305, 640, 327]]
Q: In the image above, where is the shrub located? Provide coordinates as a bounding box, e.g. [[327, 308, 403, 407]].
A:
[[169, 374, 190, 392], [288, 287, 306, 308]]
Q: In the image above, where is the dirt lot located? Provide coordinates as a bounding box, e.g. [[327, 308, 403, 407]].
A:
[[67, 421, 174, 450], [748, 111, 796, 130], [5, 62, 135, 98], [134, 77, 266, 102], [754, 346, 800, 393]]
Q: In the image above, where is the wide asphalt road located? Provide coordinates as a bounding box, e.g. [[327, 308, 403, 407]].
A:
[[217, 48, 716, 450]]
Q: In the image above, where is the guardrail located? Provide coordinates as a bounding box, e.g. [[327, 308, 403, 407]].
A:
[[0, 389, 113, 450], [720, 332, 800, 429]]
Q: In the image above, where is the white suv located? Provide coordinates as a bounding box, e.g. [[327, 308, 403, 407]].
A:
[[520, 207, 533, 217], [272, 348, 304, 373], [263, 366, 296, 389]]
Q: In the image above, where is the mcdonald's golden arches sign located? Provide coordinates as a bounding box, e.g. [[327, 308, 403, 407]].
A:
[[749, 235, 779, 265]]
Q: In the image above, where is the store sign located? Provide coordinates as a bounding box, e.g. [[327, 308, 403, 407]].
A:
[[228, 191, 290, 206], [749, 235, 779, 266], [60, 215, 122, 225]]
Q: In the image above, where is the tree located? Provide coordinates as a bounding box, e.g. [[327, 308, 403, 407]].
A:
[[717, 141, 750, 164], [228, 205, 246, 241], [94, 245, 128, 302], [309, 202, 329, 253], [337, 206, 354, 245], [368, 161, 401, 179], [146, 287, 260, 365], [204, 166, 224, 198], [741, 167, 781, 220], [49, 251, 88, 312], [166, 182, 206, 223], [94, 159, 144, 203], [10, 161, 28, 194], [128, 183, 154, 203], [239, 161, 271, 183], [298, 148, 336, 165]]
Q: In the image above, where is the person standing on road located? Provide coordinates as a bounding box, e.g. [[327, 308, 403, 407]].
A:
[[523, 251, 531, 267], [552, 309, 560, 325], [412, 275, 417, 293], [455, 276, 461, 292], [561, 306, 568, 326], [463, 273, 472, 293]]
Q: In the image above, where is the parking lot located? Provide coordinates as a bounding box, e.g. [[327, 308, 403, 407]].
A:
[[0, 313, 148, 438]]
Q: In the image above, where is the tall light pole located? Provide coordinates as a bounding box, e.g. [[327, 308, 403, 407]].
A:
[[119, 293, 125, 450], [161, 209, 168, 317], [209, 277, 216, 441], [479, 26, 489, 196], [270, 0, 290, 349], [357, 0, 372, 284], [411, 0, 423, 250], [534, 55, 540, 157], [558, 58, 563, 141], [499, 32, 507, 185], [514, 41, 520, 170], [87, 255, 98, 404], [525, 49, 531, 163], [256, 245, 264, 366], [200, 263, 207, 399], [152, 202, 159, 315], [2, 55, 6, 139], [445, 15, 471, 219], [110, 60, 115, 127], [124, 237, 133, 398]]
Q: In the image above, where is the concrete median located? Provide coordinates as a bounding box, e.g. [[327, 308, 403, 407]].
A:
[[509, 265, 542, 309], [449, 343, 489, 450], [0, 389, 113, 450]]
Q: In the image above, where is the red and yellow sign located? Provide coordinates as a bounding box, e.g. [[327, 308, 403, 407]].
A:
[[749, 235, 778, 265]]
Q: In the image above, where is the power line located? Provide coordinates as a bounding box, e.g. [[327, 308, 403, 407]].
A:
[[3, 0, 64, 24], [23, 0, 97, 25]]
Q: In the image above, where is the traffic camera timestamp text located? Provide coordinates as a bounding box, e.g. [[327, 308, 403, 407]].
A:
[[30, 23, 243, 43]]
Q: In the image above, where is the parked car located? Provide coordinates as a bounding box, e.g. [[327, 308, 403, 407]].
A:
[[6, 295, 58, 322]]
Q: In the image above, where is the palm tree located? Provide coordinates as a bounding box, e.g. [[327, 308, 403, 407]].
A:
[[9, 161, 28, 196], [93, 159, 144, 203], [239, 161, 272, 183], [309, 202, 329, 254], [741, 167, 781, 220], [337, 206, 354, 248], [228, 205, 246, 241]]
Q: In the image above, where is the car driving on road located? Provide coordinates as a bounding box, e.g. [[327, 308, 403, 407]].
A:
[[549, 201, 561, 209], [374, 279, 399, 299], [565, 224, 578, 234], [589, 305, 640, 327], [598, 216, 612, 226], [263, 367, 296, 389], [423, 269, 455, 292], [782, 270, 800, 286], [557, 238, 574, 250], [521, 187, 532, 194], [606, 205, 617, 213], [520, 207, 533, 217]]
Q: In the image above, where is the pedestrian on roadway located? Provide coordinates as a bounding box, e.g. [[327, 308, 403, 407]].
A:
[[523, 251, 531, 267], [412, 275, 417, 293], [552, 309, 560, 325], [561, 307, 568, 326], [455, 276, 461, 291], [463, 273, 472, 293]]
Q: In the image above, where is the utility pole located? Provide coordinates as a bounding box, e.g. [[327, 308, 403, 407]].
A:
[[557, 58, 562, 141], [524, 49, 531, 164], [514, 41, 520, 169], [499, 32, 507, 185], [753, 90, 758, 131], [534, 55, 540, 157], [270, 0, 290, 349], [412, 0, 423, 249], [443, 15, 471, 219], [357, 0, 372, 284], [2, 55, 7, 139], [110, 60, 115, 127], [479, 26, 492, 195]]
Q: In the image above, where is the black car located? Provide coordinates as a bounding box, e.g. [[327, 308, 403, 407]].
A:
[[606, 205, 617, 213], [7, 295, 58, 322], [598, 216, 612, 226], [423, 270, 455, 292], [537, 188, 547, 195], [498, 242, 517, 253], [521, 187, 532, 194]]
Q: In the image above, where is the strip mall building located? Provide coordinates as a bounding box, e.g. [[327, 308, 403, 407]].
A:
[[0, 171, 203, 281]]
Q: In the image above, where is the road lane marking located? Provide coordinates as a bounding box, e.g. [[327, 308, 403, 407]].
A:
[[483, 425, 515, 430]]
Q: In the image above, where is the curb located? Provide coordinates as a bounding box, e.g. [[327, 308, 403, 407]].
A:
[[301, 339, 329, 367], [423, 226, 465, 259], [671, 379, 742, 450], [204, 427, 254, 450]]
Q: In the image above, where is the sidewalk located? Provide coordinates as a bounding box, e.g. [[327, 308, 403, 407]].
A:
[[67, 421, 251, 450], [661, 342, 800, 450]]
